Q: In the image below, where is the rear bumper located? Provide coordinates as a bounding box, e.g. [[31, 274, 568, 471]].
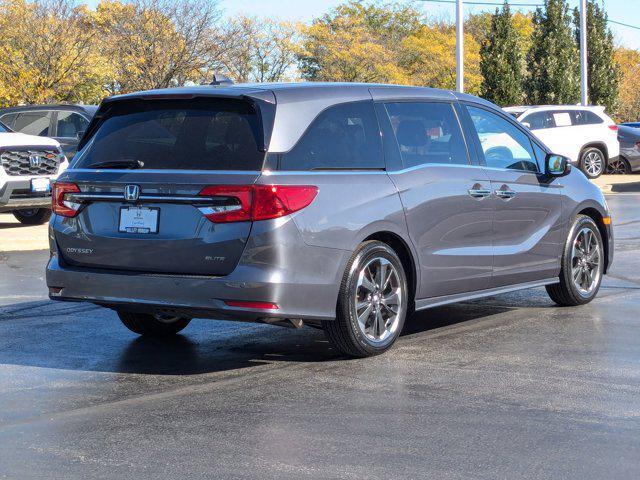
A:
[[46, 217, 351, 322], [0, 179, 51, 212]]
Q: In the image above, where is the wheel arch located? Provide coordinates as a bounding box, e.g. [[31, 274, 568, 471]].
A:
[[580, 142, 609, 160], [576, 206, 610, 274], [363, 231, 418, 304]]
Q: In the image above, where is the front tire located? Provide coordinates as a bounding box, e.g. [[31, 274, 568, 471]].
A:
[[13, 208, 51, 225], [546, 215, 604, 306], [118, 311, 191, 337], [323, 241, 408, 358], [580, 147, 606, 179]]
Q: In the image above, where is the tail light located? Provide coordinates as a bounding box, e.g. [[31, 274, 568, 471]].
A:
[[608, 125, 619, 131], [198, 184, 318, 223], [52, 182, 81, 217]]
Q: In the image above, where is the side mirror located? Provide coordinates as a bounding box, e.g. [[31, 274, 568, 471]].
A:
[[546, 154, 571, 176], [76, 130, 86, 140]]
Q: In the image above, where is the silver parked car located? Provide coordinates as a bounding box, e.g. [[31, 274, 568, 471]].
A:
[[47, 83, 614, 357]]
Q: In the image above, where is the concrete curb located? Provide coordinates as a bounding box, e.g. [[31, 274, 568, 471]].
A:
[[593, 175, 640, 194]]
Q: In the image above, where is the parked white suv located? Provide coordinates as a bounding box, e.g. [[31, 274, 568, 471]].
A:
[[504, 105, 619, 179], [0, 120, 67, 224]]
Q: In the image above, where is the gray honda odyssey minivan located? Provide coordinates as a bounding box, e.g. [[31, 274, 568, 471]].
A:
[[47, 83, 614, 357]]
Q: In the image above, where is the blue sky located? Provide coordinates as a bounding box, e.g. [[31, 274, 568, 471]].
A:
[[220, 0, 640, 49], [84, 0, 640, 50]]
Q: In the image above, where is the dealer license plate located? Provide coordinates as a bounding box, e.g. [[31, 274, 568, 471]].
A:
[[118, 206, 159, 234]]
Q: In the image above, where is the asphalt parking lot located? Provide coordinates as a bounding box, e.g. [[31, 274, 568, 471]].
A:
[[1, 193, 639, 479]]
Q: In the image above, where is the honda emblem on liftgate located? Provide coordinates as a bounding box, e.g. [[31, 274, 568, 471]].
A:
[[123, 185, 140, 202]]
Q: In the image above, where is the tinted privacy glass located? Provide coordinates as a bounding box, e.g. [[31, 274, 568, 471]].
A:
[[522, 111, 555, 129], [467, 106, 538, 173], [572, 110, 604, 125], [57, 111, 89, 138], [0, 113, 17, 128], [74, 99, 264, 170], [385, 102, 468, 168], [14, 111, 51, 136], [279, 101, 383, 170]]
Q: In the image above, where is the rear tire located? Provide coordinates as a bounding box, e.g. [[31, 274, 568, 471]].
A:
[[118, 311, 191, 336], [579, 147, 606, 179], [13, 208, 51, 225], [323, 241, 408, 358], [546, 215, 604, 306]]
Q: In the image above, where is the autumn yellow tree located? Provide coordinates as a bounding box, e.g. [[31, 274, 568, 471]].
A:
[[297, 1, 482, 92], [297, 1, 419, 83], [614, 48, 640, 122], [400, 24, 482, 94], [0, 0, 106, 106], [221, 16, 298, 83], [93, 0, 224, 94]]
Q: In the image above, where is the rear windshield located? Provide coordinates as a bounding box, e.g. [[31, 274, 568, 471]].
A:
[[73, 99, 265, 171]]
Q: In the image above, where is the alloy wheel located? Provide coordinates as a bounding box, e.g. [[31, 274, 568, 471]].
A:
[[571, 227, 602, 297], [606, 158, 629, 175], [354, 256, 404, 344], [583, 151, 604, 177]]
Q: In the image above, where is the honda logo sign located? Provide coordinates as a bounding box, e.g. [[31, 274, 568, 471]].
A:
[[123, 185, 140, 202]]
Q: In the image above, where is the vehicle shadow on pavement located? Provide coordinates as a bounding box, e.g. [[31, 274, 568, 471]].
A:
[[0, 297, 530, 376], [0, 221, 32, 229]]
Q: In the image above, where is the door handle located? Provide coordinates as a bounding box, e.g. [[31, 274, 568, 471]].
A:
[[495, 189, 516, 200], [468, 188, 492, 199]]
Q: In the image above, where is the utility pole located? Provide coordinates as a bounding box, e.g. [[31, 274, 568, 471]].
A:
[[579, 0, 588, 105], [456, 0, 464, 93]]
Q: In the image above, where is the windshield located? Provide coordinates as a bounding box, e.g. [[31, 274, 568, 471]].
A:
[[73, 98, 265, 171], [0, 121, 8, 132]]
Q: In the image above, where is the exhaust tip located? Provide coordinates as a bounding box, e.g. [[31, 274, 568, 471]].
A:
[[48, 286, 63, 296], [262, 318, 304, 329]]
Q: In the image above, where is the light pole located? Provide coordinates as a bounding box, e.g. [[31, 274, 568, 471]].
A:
[[579, 0, 588, 105], [456, 0, 464, 93]]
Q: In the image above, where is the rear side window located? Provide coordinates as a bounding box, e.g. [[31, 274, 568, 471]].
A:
[[522, 111, 555, 130], [572, 110, 604, 125], [0, 113, 17, 129], [56, 111, 89, 138], [278, 101, 383, 170], [74, 99, 265, 171], [13, 111, 52, 136], [385, 102, 468, 168]]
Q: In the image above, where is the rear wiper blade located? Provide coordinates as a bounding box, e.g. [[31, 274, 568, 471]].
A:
[[88, 160, 144, 169]]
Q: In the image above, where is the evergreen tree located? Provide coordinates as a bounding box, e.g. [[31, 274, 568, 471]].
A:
[[526, 0, 580, 104], [574, 0, 620, 112], [480, 2, 524, 105]]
